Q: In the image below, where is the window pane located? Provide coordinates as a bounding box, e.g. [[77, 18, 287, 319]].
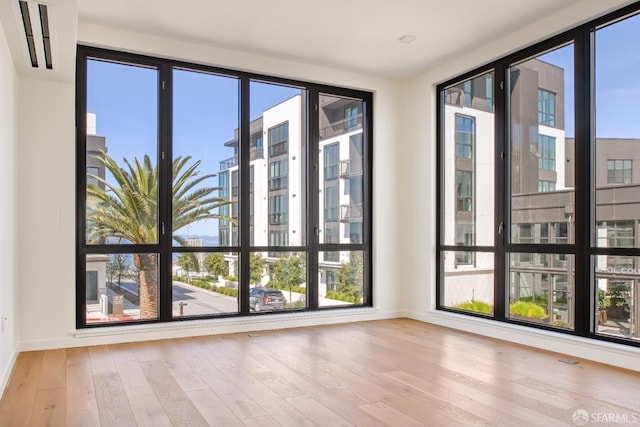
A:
[[85, 253, 160, 323], [442, 72, 494, 246], [595, 14, 640, 248], [441, 251, 494, 315], [251, 82, 306, 247], [319, 251, 364, 307], [172, 252, 239, 317], [319, 94, 365, 244], [509, 45, 575, 244], [86, 60, 159, 245], [249, 251, 307, 311], [173, 69, 239, 247], [595, 256, 639, 341], [508, 253, 574, 329]]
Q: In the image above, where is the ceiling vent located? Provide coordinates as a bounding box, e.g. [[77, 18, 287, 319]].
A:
[[13, 0, 54, 70]]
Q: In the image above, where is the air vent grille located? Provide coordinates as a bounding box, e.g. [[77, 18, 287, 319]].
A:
[[16, 0, 53, 70]]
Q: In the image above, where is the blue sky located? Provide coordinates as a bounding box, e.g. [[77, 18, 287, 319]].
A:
[[87, 61, 299, 238], [87, 12, 640, 238]]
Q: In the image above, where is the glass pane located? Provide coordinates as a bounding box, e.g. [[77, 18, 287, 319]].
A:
[[250, 82, 305, 247], [249, 251, 307, 311], [595, 14, 640, 248], [319, 94, 365, 244], [85, 59, 159, 245], [595, 255, 639, 341], [173, 69, 239, 247], [509, 45, 575, 244], [172, 252, 239, 317], [442, 71, 494, 246], [508, 253, 574, 329], [441, 251, 494, 315], [319, 251, 364, 307], [85, 253, 160, 323]]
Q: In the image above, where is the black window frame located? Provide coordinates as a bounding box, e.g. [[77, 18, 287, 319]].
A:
[[76, 45, 373, 329], [436, 1, 640, 348]]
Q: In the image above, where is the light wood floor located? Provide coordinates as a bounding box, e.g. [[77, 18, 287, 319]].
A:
[[1, 319, 639, 427]]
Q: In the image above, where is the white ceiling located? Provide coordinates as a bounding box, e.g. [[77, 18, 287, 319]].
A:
[[0, 0, 634, 81], [76, 0, 578, 79]]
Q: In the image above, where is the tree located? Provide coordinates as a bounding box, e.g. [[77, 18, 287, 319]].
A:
[[177, 253, 198, 282], [87, 151, 233, 319], [203, 253, 228, 279], [272, 254, 306, 302], [106, 253, 130, 289], [249, 253, 266, 285], [337, 253, 364, 302]]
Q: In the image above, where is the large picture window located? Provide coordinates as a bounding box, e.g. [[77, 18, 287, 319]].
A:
[[437, 4, 640, 347], [76, 47, 373, 328]]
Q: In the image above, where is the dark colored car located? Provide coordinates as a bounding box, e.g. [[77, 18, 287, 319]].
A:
[[249, 287, 287, 311]]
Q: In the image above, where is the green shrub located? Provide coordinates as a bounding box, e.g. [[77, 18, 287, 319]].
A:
[[452, 300, 493, 314], [287, 300, 306, 309], [325, 291, 360, 303], [191, 279, 211, 289], [224, 276, 239, 282], [509, 301, 547, 319], [211, 286, 238, 298]]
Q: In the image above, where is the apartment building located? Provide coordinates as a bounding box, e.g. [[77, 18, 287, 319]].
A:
[[441, 59, 640, 340], [217, 94, 365, 295]]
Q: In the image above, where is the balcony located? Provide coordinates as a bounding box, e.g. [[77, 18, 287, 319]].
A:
[[340, 204, 363, 222], [320, 115, 363, 140], [339, 160, 363, 178], [218, 148, 265, 170], [269, 177, 288, 191], [269, 212, 289, 225]]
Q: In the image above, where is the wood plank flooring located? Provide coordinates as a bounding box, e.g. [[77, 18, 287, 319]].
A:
[[1, 319, 639, 426]]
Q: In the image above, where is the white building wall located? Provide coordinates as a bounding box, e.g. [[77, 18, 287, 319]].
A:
[[252, 158, 269, 247], [262, 95, 303, 246], [539, 124, 568, 189]]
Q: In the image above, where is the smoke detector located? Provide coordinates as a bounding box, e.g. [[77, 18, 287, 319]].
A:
[[12, 0, 55, 70]]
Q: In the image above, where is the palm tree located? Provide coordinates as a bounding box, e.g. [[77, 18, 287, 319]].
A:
[[87, 151, 233, 319]]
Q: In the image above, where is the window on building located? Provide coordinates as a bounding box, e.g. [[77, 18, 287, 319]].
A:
[[486, 74, 493, 112], [455, 115, 474, 159], [268, 122, 289, 157], [538, 88, 556, 126], [607, 159, 632, 184], [269, 159, 288, 191], [463, 80, 473, 107], [86, 166, 99, 186], [538, 180, 556, 192], [538, 135, 556, 171], [456, 170, 473, 211], [77, 46, 373, 328], [345, 106, 360, 130], [324, 143, 339, 180]]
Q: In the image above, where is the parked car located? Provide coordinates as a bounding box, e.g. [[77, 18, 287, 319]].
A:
[[249, 287, 287, 311]]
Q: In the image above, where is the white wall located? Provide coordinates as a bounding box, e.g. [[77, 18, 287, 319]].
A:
[[0, 17, 18, 397], [401, 0, 640, 371], [13, 24, 404, 350]]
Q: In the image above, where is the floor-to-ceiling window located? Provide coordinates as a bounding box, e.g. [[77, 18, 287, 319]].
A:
[[76, 47, 373, 328], [437, 2, 640, 346]]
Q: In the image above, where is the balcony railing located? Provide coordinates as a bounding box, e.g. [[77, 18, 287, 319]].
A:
[[339, 160, 363, 178], [320, 114, 363, 140], [269, 177, 288, 191], [269, 212, 289, 225], [218, 148, 265, 170], [340, 204, 363, 222]]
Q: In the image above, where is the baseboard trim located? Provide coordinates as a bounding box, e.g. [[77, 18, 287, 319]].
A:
[[407, 310, 640, 372], [0, 350, 18, 400], [19, 308, 402, 351]]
